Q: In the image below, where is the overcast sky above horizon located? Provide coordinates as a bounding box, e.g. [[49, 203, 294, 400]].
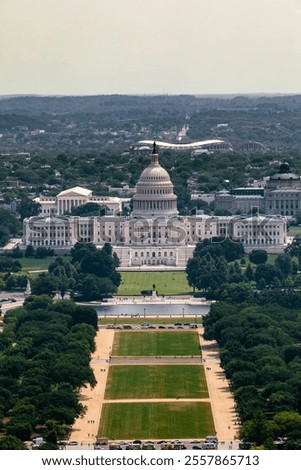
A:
[[1, 0, 301, 96]]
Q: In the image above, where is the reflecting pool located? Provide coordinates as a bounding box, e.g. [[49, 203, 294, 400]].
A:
[[94, 302, 211, 317]]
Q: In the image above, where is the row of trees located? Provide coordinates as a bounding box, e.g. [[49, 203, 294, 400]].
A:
[[31, 242, 121, 300], [186, 238, 245, 293], [186, 239, 301, 301], [204, 302, 301, 449], [0, 296, 97, 449], [0, 256, 22, 273], [187, 237, 301, 449]]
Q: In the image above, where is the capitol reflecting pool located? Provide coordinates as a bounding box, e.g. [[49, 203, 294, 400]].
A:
[[95, 303, 210, 317]]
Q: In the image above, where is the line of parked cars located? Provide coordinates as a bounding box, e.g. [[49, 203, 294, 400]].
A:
[[93, 436, 218, 450], [191, 437, 218, 450], [105, 322, 200, 330]]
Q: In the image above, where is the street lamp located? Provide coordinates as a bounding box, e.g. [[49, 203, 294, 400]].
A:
[[104, 307, 107, 319], [182, 307, 185, 318]]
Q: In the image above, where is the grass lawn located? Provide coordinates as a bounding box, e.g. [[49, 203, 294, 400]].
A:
[[99, 317, 202, 326], [105, 365, 208, 399], [288, 225, 301, 237], [117, 271, 191, 296], [20, 257, 56, 272], [98, 402, 215, 440], [266, 254, 277, 265], [112, 331, 200, 357]]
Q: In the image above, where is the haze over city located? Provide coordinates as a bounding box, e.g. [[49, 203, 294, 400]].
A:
[[1, 0, 301, 96]]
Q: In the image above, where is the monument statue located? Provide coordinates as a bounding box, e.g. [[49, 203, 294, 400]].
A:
[[151, 283, 159, 301], [25, 279, 31, 296]]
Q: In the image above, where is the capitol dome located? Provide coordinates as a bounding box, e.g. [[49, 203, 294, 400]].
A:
[[269, 162, 300, 181], [139, 161, 171, 182], [132, 145, 178, 217]]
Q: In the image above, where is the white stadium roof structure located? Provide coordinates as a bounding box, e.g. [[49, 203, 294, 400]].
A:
[[135, 139, 233, 152]]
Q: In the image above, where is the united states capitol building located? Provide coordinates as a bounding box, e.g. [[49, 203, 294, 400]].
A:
[[22, 146, 288, 267]]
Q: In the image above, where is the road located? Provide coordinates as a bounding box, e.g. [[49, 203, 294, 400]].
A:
[[0, 292, 25, 331]]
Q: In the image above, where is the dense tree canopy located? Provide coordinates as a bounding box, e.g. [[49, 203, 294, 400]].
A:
[[17, 197, 41, 221], [204, 301, 301, 449], [186, 233, 301, 304], [0, 209, 22, 247], [248, 249, 268, 265], [70, 202, 106, 216], [29, 243, 120, 301], [186, 239, 245, 298], [0, 297, 97, 447], [0, 257, 21, 273]]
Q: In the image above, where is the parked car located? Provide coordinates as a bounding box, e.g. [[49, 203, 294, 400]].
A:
[[205, 435, 218, 443], [32, 437, 44, 447], [203, 442, 217, 449]]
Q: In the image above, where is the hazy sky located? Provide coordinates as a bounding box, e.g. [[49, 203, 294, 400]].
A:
[[1, 0, 301, 95]]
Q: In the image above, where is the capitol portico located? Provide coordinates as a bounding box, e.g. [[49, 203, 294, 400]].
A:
[[22, 145, 288, 267]]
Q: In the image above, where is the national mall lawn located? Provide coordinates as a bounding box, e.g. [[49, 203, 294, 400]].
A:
[[105, 365, 208, 399], [98, 402, 215, 440], [98, 328, 215, 440], [117, 271, 191, 296], [112, 330, 200, 356]]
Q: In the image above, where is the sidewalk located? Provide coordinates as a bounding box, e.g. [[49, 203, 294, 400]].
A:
[[70, 329, 114, 444], [198, 327, 240, 441]]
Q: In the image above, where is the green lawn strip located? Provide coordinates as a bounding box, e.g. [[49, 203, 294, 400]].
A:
[[99, 317, 202, 326], [20, 257, 56, 271], [266, 254, 277, 265], [98, 402, 215, 440], [118, 271, 192, 296], [112, 331, 200, 357], [288, 225, 301, 237], [105, 365, 208, 399]]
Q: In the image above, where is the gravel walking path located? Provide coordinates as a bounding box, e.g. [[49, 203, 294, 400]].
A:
[[198, 327, 240, 441], [70, 330, 114, 444]]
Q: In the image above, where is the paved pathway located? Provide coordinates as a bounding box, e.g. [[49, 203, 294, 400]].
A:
[[111, 356, 203, 364], [198, 327, 240, 441], [103, 398, 211, 403], [70, 330, 114, 444]]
